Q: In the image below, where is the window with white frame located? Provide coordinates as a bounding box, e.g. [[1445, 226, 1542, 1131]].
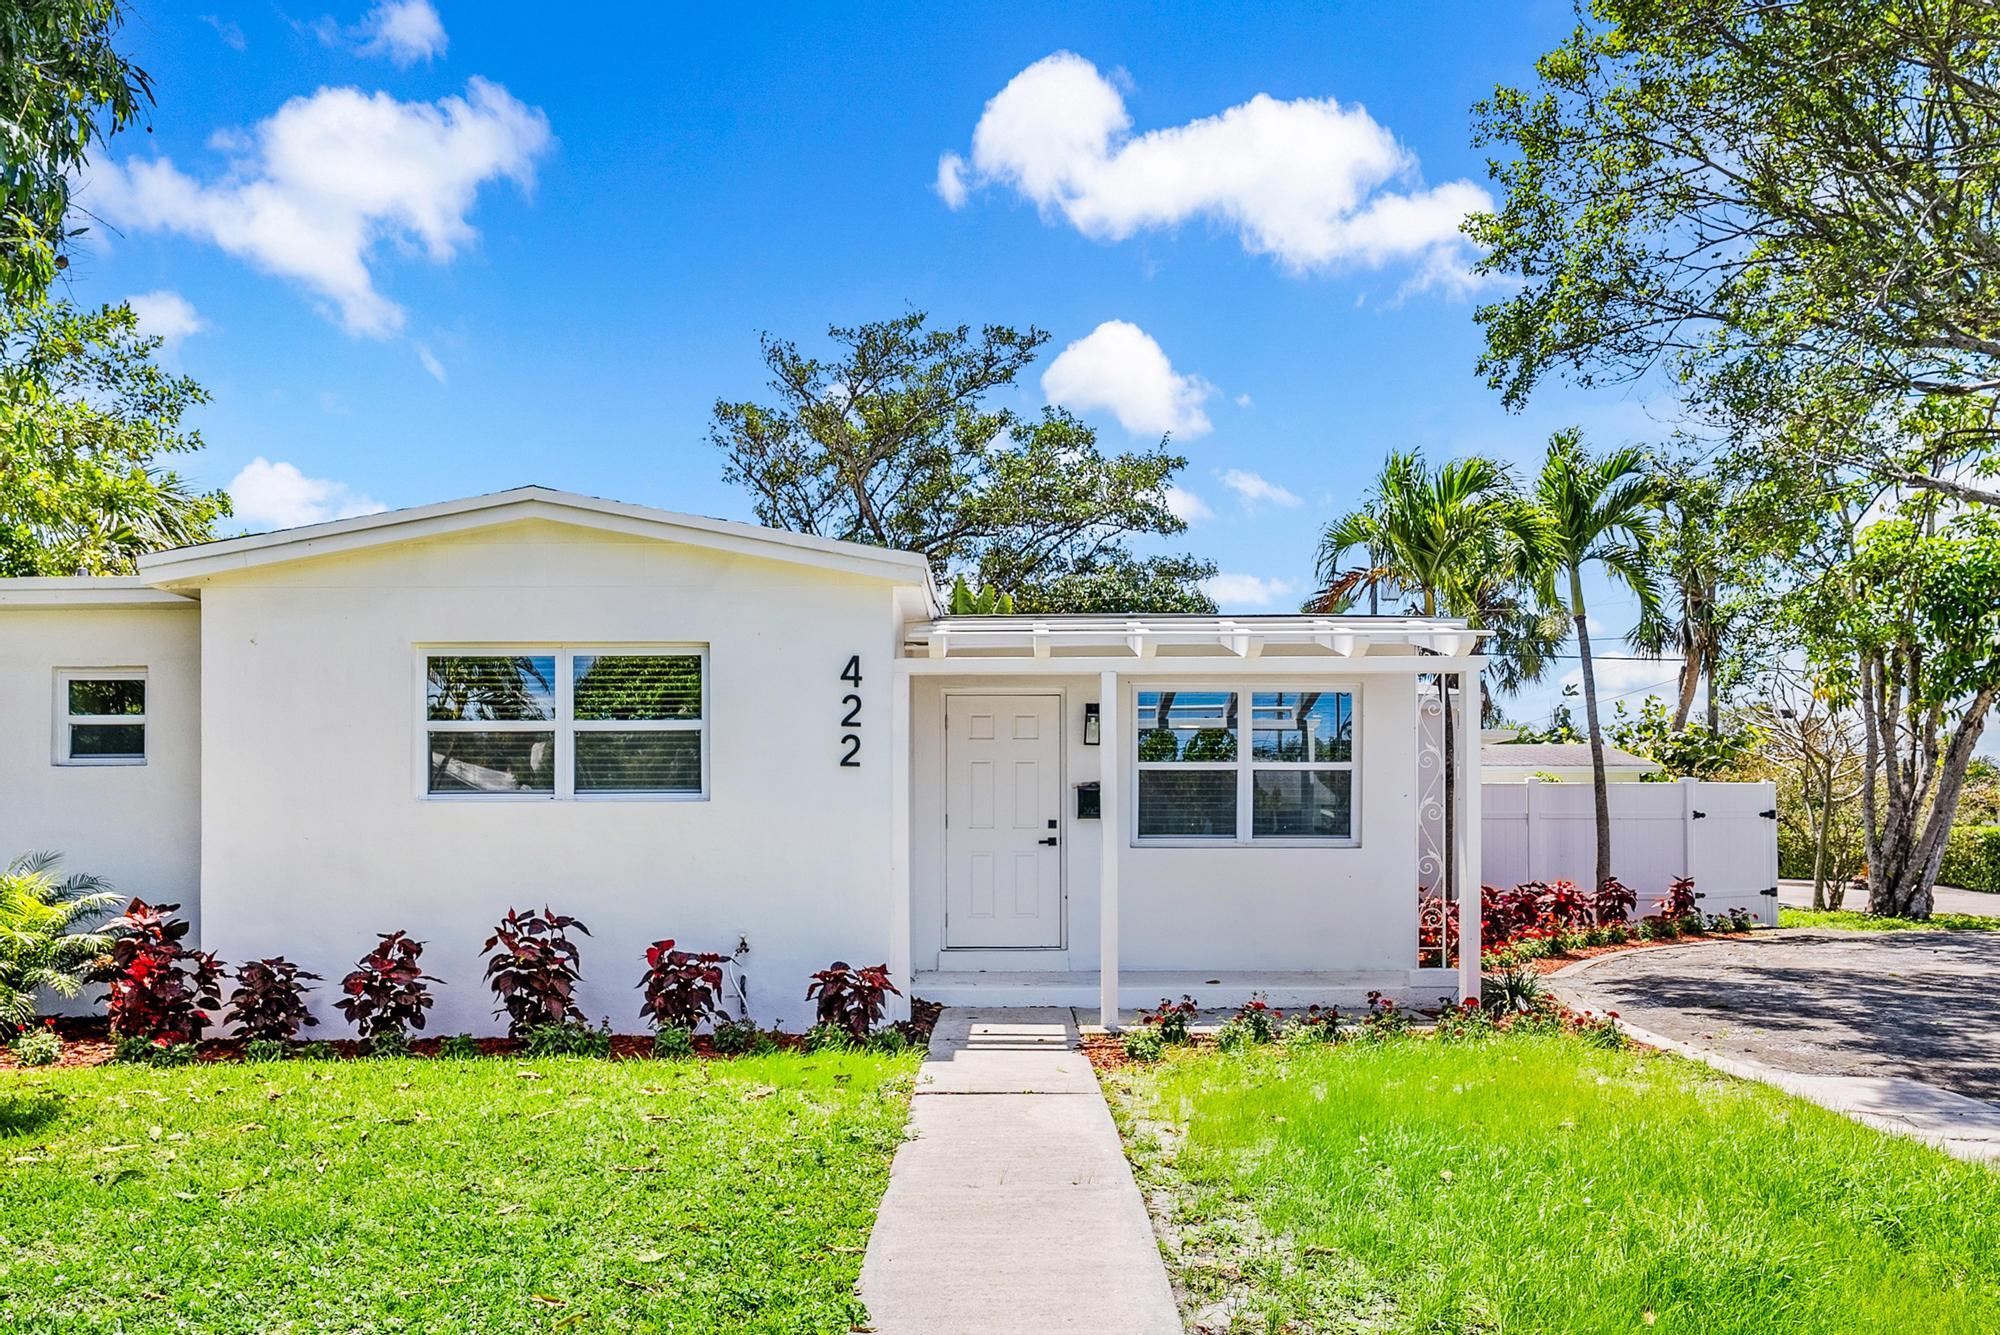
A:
[[56, 670, 147, 765], [423, 649, 705, 798], [1133, 688, 1354, 842]]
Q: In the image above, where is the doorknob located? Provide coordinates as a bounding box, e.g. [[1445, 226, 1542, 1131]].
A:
[[1039, 836, 1059, 846]]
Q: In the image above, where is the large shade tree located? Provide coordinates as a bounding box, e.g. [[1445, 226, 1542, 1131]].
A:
[[1469, 0, 2000, 509], [710, 313, 1214, 612], [1521, 432, 1660, 892]]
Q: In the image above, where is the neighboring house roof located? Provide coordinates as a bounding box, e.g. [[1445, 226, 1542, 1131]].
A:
[[134, 486, 937, 590], [1481, 742, 1658, 771], [0, 577, 196, 610]]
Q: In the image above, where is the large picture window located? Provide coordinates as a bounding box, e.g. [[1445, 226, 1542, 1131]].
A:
[[55, 669, 147, 765], [1133, 688, 1354, 843], [423, 649, 705, 799]]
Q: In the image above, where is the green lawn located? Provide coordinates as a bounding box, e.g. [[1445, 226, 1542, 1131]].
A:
[[0, 1050, 917, 1333], [1780, 906, 2000, 931], [1105, 1035, 2000, 1334]]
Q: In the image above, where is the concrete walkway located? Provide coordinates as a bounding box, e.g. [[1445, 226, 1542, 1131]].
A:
[[859, 1008, 1181, 1334]]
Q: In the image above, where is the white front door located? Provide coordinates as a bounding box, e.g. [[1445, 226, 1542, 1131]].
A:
[[945, 693, 1063, 948]]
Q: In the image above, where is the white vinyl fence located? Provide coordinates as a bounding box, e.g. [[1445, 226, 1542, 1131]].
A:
[[1482, 778, 1781, 926]]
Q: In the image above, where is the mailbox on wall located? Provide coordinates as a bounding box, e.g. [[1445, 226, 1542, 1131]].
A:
[[1075, 781, 1101, 820]]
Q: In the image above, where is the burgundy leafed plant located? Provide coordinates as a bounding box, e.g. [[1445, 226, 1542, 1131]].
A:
[[104, 900, 223, 1044], [806, 960, 900, 1041], [483, 907, 590, 1036], [637, 939, 729, 1031], [1593, 877, 1637, 925], [224, 957, 321, 1041], [336, 931, 441, 1041], [1657, 876, 1699, 919], [1538, 880, 1593, 932], [1418, 893, 1460, 965]]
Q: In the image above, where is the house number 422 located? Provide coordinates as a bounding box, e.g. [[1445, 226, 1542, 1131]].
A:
[[839, 656, 863, 767]]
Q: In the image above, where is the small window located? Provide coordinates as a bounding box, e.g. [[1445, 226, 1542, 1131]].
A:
[[1133, 687, 1355, 843], [422, 649, 706, 799], [57, 671, 147, 765]]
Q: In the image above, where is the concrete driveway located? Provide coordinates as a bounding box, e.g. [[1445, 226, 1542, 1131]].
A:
[[1554, 929, 2000, 1103]]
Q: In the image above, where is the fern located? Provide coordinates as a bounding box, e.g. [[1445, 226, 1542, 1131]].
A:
[[0, 852, 120, 1031]]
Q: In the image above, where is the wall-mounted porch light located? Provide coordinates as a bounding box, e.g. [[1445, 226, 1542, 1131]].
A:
[[1082, 702, 1101, 746]]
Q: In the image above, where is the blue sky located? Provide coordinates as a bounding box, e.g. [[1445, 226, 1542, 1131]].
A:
[[70, 1, 1688, 728]]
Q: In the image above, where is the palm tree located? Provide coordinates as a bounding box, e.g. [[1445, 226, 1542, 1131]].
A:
[[1631, 460, 1740, 735], [1522, 431, 1661, 891], [0, 851, 121, 1031], [1311, 451, 1547, 911]]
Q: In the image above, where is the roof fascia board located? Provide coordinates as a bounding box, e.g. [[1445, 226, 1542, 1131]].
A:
[[0, 577, 196, 609]]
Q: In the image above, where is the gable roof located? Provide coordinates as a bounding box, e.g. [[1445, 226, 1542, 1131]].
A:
[[135, 486, 936, 590], [1480, 741, 1659, 771]]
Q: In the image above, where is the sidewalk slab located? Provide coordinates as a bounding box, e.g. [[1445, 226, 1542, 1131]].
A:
[[860, 1007, 1181, 1334]]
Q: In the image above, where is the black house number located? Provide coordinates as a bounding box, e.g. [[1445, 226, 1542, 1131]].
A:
[[839, 655, 862, 766]]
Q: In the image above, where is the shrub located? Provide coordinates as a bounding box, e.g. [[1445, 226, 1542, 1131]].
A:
[[1708, 907, 1754, 933], [1482, 963, 1546, 1015], [438, 1033, 482, 1060], [868, 1027, 912, 1055], [806, 961, 901, 1042], [710, 1016, 773, 1056], [224, 957, 321, 1041], [651, 1025, 695, 1059], [116, 1036, 197, 1067], [1592, 877, 1637, 925], [803, 1021, 854, 1053], [483, 907, 591, 1036], [295, 1040, 335, 1061], [1231, 994, 1283, 1043], [523, 1020, 612, 1058], [1357, 991, 1408, 1041], [241, 1037, 289, 1063], [1657, 876, 1699, 920], [1214, 1017, 1252, 1052], [11, 1022, 61, 1066], [336, 931, 440, 1042], [104, 900, 223, 1044], [1540, 880, 1593, 932], [1122, 1026, 1166, 1062], [367, 1029, 411, 1059], [637, 939, 729, 1033], [1141, 995, 1198, 1044], [1567, 1008, 1626, 1049], [0, 852, 119, 1033], [1283, 1005, 1339, 1046], [1433, 997, 1498, 1041], [1941, 823, 2000, 892]]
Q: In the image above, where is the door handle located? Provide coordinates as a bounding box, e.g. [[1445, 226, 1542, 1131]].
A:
[[1039, 836, 1059, 846]]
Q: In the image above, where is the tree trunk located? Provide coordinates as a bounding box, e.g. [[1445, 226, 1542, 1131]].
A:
[[1810, 760, 1832, 911], [1570, 566, 1613, 891], [1704, 647, 1720, 738], [1671, 658, 1700, 732]]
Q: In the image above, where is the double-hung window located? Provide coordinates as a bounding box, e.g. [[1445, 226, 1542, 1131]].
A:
[[56, 670, 147, 765], [423, 648, 705, 799], [1133, 687, 1355, 843]]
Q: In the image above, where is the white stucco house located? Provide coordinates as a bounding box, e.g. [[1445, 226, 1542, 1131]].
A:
[[0, 488, 1488, 1033]]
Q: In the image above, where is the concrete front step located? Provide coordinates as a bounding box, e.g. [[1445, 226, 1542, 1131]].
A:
[[913, 967, 1461, 1012]]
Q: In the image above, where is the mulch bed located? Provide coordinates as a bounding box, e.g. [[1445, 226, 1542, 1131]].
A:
[[1520, 929, 1753, 976], [2, 1001, 944, 1072]]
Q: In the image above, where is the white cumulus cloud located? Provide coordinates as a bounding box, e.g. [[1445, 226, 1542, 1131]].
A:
[[1219, 468, 1302, 510], [1201, 573, 1297, 609], [87, 78, 553, 337], [1041, 319, 1213, 437], [415, 341, 446, 381], [227, 457, 385, 531], [125, 290, 207, 346], [1164, 484, 1212, 523], [942, 51, 1491, 285], [357, 0, 447, 66]]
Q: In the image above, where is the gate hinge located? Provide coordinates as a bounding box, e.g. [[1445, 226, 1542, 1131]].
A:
[[1759, 808, 1777, 820], [1691, 810, 1707, 819], [1760, 886, 1778, 897], [1693, 891, 1706, 900]]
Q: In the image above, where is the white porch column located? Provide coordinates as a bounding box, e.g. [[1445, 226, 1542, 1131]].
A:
[[887, 667, 913, 1022], [1456, 671, 1483, 1002], [1098, 670, 1122, 1030]]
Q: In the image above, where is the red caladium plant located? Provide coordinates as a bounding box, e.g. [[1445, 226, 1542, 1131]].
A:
[[1593, 877, 1638, 925], [104, 900, 223, 1044], [637, 939, 729, 1031], [483, 907, 590, 1036], [806, 960, 900, 1042], [1657, 876, 1699, 919], [224, 957, 322, 1041], [336, 931, 441, 1040]]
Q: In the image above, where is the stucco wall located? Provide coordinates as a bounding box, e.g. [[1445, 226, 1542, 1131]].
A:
[[0, 603, 203, 989], [911, 671, 1420, 974], [193, 519, 904, 1035]]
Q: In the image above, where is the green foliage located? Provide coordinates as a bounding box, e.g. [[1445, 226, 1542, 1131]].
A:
[[650, 1025, 695, 1060], [1122, 1026, 1166, 1063], [946, 574, 1014, 614], [709, 312, 1215, 612], [113, 1037, 195, 1067], [1606, 696, 1762, 779], [10, 1024, 60, 1066], [241, 1037, 289, 1064], [0, 301, 230, 575], [866, 1027, 911, 1056], [521, 1020, 612, 1059], [0, 0, 153, 305], [1780, 907, 2000, 933], [1469, 1, 2000, 510], [1940, 826, 2000, 893], [437, 1033, 482, 1060], [1213, 1017, 1252, 1052], [365, 1030, 411, 1059], [0, 1050, 917, 1330], [709, 1015, 774, 1056], [0, 851, 119, 1031], [803, 1021, 855, 1054]]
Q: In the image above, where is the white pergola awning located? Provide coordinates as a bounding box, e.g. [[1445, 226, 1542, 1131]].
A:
[[903, 614, 1489, 664]]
